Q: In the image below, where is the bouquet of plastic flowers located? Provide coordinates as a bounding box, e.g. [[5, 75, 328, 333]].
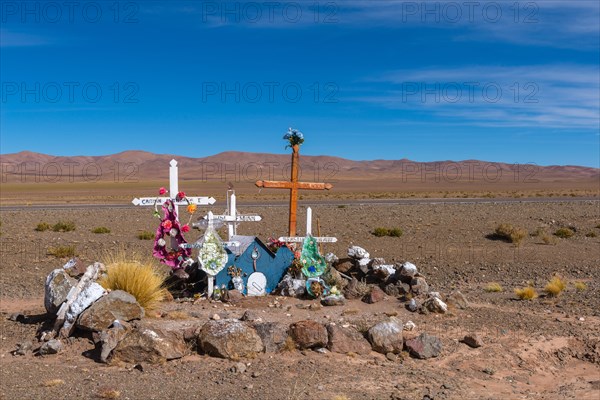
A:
[[283, 127, 304, 148]]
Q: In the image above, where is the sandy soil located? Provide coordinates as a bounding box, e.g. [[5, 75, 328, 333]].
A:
[[0, 201, 599, 399]]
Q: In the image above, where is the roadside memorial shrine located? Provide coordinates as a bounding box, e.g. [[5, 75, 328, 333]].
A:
[[213, 235, 294, 295], [255, 128, 334, 236]]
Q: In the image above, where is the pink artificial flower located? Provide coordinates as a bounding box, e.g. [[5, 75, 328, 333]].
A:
[[159, 187, 167, 195], [181, 224, 190, 233], [162, 220, 173, 230]]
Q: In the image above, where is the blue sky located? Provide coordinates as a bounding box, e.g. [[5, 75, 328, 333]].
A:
[[1, 0, 599, 167]]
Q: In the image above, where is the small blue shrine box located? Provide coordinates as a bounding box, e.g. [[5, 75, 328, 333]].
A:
[[214, 236, 294, 294]]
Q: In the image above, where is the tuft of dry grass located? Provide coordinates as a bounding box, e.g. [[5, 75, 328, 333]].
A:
[[585, 231, 597, 238], [35, 222, 51, 232], [541, 232, 557, 245], [485, 282, 503, 292], [42, 379, 65, 387], [137, 231, 154, 240], [514, 286, 538, 300], [545, 276, 566, 297], [52, 221, 76, 232], [554, 227, 575, 239], [281, 336, 297, 352], [372, 227, 403, 237], [47, 245, 76, 258], [332, 396, 350, 400], [494, 223, 527, 246], [92, 226, 111, 234], [96, 389, 121, 399], [99, 252, 168, 311], [574, 281, 587, 291], [165, 310, 189, 320]]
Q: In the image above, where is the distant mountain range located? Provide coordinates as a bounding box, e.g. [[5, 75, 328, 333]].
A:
[[1, 150, 598, 183]]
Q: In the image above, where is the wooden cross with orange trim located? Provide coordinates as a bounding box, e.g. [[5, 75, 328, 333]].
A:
[[256, 144, 333, 237]]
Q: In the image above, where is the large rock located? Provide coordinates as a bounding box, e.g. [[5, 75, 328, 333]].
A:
[[367, 319, 403, 354], [410, 276, 429, 295], [333, 258, 354, 274], [384, 281, 410, 297], [289, 320, 328, 349], [111, 324, 189, 364], [398, 262, 418, 278], [254, 322, 289, 353], [198, 319, 263, 359], [405, 333, 443, 359], [446, 290, 469, 309], [363, 286, 385, 304], [348, 246, 370, 260], [77, 290, 144, 332], [39, 339, 63, 355], [422, 294, 448, 314], [461, 333, 484, 348], [44, 269, 76, 315], [326, 324, 371, 355], [358, 258, 372, 274], [321, 294, 346, 306], [276, 274, 306, 298], [99, 325, 129, 363]]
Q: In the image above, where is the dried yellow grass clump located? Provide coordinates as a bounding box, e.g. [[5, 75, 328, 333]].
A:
[[545, 276, 567, 297], [99, 253, 168, 311], [574, 281, 587, 291], [514, 286, 538, 300], [485, 282, 503, 292], [42, 379, 65, 387], [495, 223, 527, 246]]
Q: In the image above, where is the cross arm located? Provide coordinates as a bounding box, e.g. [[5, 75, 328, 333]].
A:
[[255, 180, 293, 189]]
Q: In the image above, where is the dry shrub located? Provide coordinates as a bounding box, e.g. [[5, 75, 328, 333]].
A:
[[514, 286, 538, 300], [541, 232, 557, 245], [96, 389, 120, 399], [495, 224, 527, 246], [554, 228, 574, 239], [47, 245, 76, 258], [35, 222, 51, 232], [585, 232, 597, 238], [99, 252, 168, 311], [485, 282, 503, 292], [42, 379, 65, 387], [92, 226, 111, 234], [545, 276, 566, 297], [137, 231, 154, 240], [574, 281, 587, 291], [52, 221, 76, 232], [166, 310, 189, 320], [281, 336, 297, 352], [332, 396, 350, 400]]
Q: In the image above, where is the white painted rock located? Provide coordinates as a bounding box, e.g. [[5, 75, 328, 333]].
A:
[[348, 246, 370, 260], [44, 269, 76, 315], [61, 282, 106, 335], [373, 264, 396, 276], [358, 257, 372, 274], [424, 295, 448, 314], [277, 274, 306, 298], [367, 319, 403, 354], [247, 272, 267, 296], [399, 262, 418, 277]]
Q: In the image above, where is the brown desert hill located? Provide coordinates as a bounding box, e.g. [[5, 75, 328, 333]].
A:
[[0, 150, 598, 184]]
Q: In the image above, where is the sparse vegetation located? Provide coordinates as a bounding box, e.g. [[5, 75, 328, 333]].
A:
[[96, 388, 121, 399], [281, 336, 297, 352], [52, 221, 76, 232], [485, 282, 503, 292], [47, 245, 76, 258], [337, 205, 347, 209], [554, 227, 574, 239], [35, 222, 51, 232], [92, 226, 111, 234], [585, 231, 597, 238], [514, 286, 538, 300], [574, 281, 587, 291], [137, 231, 155, 240], [494, 223, 527, 246], [42, 379, 65, 387], [541, 232, 557, 245], [98, 253, 168, 311], [372, 227, 403, 237], [166, 310, 189, 320], [544, 276, 566, 297], [596, 224, 600, 229]]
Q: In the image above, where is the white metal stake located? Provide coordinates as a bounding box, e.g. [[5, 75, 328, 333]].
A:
[[229, 192, 237, 238], [169, 159, 179, 215], [306, 207, 312, 236]]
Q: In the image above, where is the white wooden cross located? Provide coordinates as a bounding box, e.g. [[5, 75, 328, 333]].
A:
[[202, 190, 262, 240], [278, 207, 337, 243], [131, 159, 216, 214]]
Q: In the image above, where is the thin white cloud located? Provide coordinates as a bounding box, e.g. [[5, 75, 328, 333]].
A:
[[351, 64, 600, 130], [0, 29, 49, 47]]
